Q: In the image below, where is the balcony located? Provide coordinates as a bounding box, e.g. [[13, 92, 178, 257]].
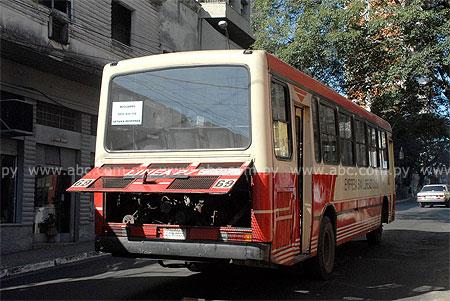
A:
[[198, 0, 254, 48]]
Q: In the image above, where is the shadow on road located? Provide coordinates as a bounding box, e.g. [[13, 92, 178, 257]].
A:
[[126, 229, 449, 300], [1, 229, 448, 300]]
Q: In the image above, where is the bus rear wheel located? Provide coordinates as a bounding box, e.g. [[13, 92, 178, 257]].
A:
[[308, 216, 335, 280]]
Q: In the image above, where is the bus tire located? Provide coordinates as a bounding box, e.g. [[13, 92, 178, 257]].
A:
[[308, 216, 335, 280], [366, 225, 382, 245]]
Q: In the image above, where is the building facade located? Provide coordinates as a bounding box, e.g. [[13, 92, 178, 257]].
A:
[[0, 0, 253, 254]]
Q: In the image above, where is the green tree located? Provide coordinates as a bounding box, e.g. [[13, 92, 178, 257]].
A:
[[253, 0, 450, 188]]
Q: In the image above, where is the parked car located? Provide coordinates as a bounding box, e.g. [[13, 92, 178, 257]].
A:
[[417, 184, 450, 208]]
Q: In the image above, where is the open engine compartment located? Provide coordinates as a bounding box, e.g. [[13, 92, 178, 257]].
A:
[[104, 175, 252, 227]]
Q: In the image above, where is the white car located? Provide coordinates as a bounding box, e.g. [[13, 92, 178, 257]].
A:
[[417, 184, 450, 208]]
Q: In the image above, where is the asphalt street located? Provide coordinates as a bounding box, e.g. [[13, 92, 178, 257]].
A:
[[1, 200, 449, 300]]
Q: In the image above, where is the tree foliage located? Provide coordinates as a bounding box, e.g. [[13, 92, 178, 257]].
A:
[[253, 0, 450, 181]]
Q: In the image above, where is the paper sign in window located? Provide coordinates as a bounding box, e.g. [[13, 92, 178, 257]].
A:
[[111, 101, 143, 125]]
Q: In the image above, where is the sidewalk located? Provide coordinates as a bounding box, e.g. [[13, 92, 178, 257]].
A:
[[0, 241, 106, 279]]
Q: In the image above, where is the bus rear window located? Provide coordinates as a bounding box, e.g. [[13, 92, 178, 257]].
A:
[[105, 66, 250, 151]]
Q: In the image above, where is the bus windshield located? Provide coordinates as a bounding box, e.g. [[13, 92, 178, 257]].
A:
[[105, 65, 250, 151]]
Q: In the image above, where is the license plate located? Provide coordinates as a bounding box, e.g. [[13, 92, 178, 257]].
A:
[[162, 228, 186, 240]]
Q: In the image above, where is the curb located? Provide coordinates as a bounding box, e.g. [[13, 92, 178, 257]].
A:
[[0, 251, 108, 279]]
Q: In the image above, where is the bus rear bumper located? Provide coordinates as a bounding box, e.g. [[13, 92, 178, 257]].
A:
[[96, 236, 270, 262]]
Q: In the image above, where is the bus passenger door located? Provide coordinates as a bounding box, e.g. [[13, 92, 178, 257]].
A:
[[293, 107, 304, 252]]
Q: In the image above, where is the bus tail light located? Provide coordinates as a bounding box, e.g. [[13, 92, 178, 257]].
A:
[[220, 231, 252, 242]]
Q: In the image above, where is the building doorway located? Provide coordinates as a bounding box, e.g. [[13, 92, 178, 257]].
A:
[[34, 144, 78, 243]]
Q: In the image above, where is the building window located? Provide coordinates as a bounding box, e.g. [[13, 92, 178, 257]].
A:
[[48, 14, 69, 44], [39, 0, 72, 17], [271, 80, 291, 160], [90, 115, 98, 136], [36, 102, 82, 132], [112, 1, 132, 46], [355, 119, 368, 167], [0, 155, 17, 223], [311, 97, 321, 162], [40, 0, 71, 44], [319, 103, 338, 163], [339, 112, 355, 166]]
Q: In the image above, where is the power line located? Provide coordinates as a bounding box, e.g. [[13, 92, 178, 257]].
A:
[[118, 75, 250, 131], [4, 27, 161, 68], [2, 35, 111, 70], [0, 81, 93, 113], [69, 21, 161, 55], [144, 73, 249, 90], [3, 0, 168, 50], [71, 14, 164, 50], [2, 10, 162, 61]]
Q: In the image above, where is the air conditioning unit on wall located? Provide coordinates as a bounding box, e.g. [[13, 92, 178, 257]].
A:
[[0, 99, 34, 137]]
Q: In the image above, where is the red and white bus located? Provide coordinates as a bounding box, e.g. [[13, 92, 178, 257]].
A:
[[69, 50, 395, 279]]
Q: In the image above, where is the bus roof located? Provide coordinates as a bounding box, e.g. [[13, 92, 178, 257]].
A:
[[266, 53, 392, 132], [107, 50, 391, 132]]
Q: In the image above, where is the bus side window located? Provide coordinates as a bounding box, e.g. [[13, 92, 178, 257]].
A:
[[355, 119, 368, 167], [311, 97, 321, 162], [384, 131, 389, 169], [379, 131, 388, 169], [319, 103, 338, 163], [368, 126, 378, 168], [271, 80, 292, 160], [339, 112, 354, 166]]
